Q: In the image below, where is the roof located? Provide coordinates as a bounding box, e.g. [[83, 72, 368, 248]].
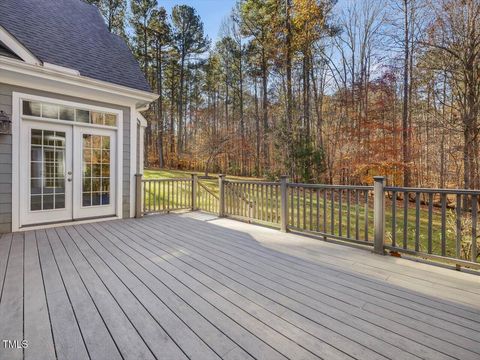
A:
[[0, 0, 151, 92]]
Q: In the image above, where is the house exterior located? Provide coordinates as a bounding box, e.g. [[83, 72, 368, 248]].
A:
[[0, 0, 158, 232]]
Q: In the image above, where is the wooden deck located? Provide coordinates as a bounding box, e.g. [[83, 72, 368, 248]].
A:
[[0, 213, 479, 360]]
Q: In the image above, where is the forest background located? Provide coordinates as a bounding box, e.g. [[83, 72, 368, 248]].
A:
[[87, 0, 480, 189]]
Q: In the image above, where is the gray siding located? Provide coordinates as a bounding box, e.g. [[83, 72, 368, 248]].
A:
[[0, 85, 12, 233], [0, 83, 132, 232]]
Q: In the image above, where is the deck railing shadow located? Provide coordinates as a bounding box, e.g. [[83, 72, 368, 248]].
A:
[[135, 174, 480, 271]]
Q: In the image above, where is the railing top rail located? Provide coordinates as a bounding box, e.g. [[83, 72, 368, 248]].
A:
[[224, 180, 279, 186], [384, 186, 480, 195], [142, 177, 192, 182], [288, 183, 374, 190]]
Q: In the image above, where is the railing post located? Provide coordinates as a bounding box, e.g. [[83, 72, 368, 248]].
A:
[[280, 175, 289, 232], [373, 176, 386, 255], [219, 174, 226, 217], [135, 173, 143, 218], [191, 174, 197, 211]]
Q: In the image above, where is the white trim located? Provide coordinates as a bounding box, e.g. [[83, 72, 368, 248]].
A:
[[21, 115, 119, 130], [11, 92, 20, 231], [0, 25, 41, 65], [12, 92, 124, 231], [43, 62, 80, 76], [129, 106, 137, 217], [138, 123, 145, 175], [137, 112, 148, 128], [15, 216, 121, 232], [0, 56, 158, 107], [132, 111, 147, 216]]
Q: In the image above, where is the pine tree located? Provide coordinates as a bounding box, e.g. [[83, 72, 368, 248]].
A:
[[171, 5, 210, 154]]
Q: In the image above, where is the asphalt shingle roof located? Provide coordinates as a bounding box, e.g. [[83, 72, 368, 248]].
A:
[[0, 0, 151, 92]]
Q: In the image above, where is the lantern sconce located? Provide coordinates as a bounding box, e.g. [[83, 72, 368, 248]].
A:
[[0, 111, 11, 135]]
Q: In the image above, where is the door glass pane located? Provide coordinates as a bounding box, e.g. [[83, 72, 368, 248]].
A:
[[42, 104, 59, 119], [59, 106, 75, 121], [23, 101, 41, 117], [30, 129, 66, 211], [82, 134, 110, 206], [22, 100, 117, 128], [76, 109, 90, 123], [91, 112, 104, 125]]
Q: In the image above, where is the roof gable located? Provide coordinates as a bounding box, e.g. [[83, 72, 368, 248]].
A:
[[0, 0, 151, 93]]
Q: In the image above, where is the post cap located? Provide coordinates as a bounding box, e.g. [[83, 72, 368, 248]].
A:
[[373, 176, 385, 182], [219, 174, 226, 178]]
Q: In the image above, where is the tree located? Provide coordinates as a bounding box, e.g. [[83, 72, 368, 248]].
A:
[[85, 0, 127, 37], [131, 0, 157, 75], [240, 0, 276, 173], [131, 0, 157, 167], [171, 5, 210, 154], [148, 7, 171, 168], [423, 0, 480, 190]]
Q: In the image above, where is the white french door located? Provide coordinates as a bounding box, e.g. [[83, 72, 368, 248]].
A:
[[20, 121, 117, 226], [73, 127, 116, 219], [21, 121, 73, 225]]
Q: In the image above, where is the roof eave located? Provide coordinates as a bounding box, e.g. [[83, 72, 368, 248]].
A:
[[0, 56, 159, 107]]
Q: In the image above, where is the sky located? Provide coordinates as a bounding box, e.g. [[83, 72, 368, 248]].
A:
[[161, 0, 237, 42]]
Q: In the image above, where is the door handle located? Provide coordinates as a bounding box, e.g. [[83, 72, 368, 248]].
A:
[[67, 171, 72, 175], [67, 178, 72, 182]]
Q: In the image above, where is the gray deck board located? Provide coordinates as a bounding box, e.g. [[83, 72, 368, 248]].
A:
[[46, 227, 122, 360], [76, 223, 220, 360], [134, 217, 475, 360], [113, 219, 386, 360], [0, 233, 23, 360], [153, 215, 480, 335], [36, 229, 89, 360], [23, 231, 55, 360], [61, 225, 157, 360], [83, 222, 248, 360], [90, 222, 288, 360], [0, 213, 479, 360], [106, 221, 345, 360]]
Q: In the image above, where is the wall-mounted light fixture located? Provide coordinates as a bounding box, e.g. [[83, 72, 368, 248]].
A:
[[0, 111, 11, 134]]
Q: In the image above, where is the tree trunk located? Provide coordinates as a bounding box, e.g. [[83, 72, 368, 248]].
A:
[[285, 0, 293, 132], [261, 48, 269, 172], [177, 52, 185, 154], [254, 79, 260, 175], [402, 0, 411, 187]]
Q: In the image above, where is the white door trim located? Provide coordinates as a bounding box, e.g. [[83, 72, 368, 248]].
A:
[[11, 91, 123, 231]]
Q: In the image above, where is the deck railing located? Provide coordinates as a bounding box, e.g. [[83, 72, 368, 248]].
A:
[[140, 177, 193, 214], [224, 180, 281, 225], [196, 177, 220, 214], [135, 174, 480, 269], [287, 183, 374, 245], [383, 186, 479, 266]]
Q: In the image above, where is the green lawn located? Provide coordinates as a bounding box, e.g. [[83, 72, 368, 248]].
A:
[[143, 168, 478, 262]]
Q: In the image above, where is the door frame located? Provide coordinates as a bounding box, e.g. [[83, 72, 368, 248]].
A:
[[12, 92, 123, 231]]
